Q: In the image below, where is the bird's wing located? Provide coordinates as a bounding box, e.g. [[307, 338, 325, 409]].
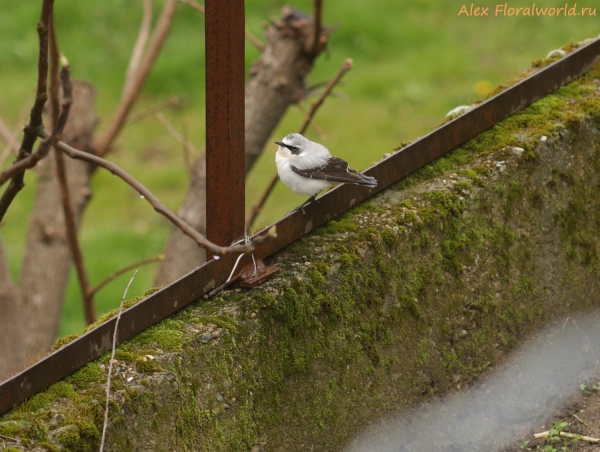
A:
[[291, 157, 377, 187]]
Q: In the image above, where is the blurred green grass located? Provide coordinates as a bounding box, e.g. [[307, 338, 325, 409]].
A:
[[0, 0, 597, 336]]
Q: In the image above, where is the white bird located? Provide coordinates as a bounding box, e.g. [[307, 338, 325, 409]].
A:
[[275, 133, 377, 212]]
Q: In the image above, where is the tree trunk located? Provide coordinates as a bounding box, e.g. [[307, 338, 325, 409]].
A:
[[154, 158, 207, 285], [0, 81, 97, 378], [0, 240, 22, 379], [155, 7, 328, 286], [244, 6, 325, 172]]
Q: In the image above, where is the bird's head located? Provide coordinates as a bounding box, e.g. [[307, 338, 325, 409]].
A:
[[275, 133, 308, 157]]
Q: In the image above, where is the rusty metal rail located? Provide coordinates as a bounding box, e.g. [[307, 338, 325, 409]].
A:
[[1, 38, 599, 416]]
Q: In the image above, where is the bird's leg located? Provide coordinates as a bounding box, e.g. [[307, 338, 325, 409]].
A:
[[297, 195, 317, 214]]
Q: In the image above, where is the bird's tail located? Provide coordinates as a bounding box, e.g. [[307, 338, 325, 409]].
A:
[[356, 173, 377, 187]]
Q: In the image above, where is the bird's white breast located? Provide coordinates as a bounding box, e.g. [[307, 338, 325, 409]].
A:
[[276, 150, 333, 197]]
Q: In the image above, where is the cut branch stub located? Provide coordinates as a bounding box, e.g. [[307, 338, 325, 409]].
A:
[[244, 6, 330, 174]]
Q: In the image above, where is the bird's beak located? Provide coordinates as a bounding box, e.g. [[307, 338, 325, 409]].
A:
[[275, 141, 298, 154]]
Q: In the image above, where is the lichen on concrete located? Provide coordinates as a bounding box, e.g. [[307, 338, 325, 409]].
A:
[[3, 43, 600, 451]]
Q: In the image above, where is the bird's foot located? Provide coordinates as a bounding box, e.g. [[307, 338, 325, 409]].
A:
[[294, 195, 317, 215]]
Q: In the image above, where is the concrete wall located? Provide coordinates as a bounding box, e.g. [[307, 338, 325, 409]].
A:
[[2, 60, 600, 452]]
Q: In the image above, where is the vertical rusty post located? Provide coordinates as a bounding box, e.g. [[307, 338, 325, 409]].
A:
[[205, 0, 245, 247]]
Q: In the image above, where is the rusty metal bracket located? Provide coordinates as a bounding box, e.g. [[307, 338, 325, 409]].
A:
[[1, 38, 599, 415]]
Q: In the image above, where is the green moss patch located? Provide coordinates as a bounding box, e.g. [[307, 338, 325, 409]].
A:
[[3, 59, 600, 452]]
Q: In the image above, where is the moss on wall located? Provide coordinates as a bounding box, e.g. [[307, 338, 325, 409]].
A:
[[2, 46, 600, 451]]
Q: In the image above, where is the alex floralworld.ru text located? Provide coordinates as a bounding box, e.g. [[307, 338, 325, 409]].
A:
[[458, 3, 596, 16]]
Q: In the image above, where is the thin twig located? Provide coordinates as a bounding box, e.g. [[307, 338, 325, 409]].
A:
[[0, 27, 88, 189], [533, 430, 599, 443], [308, 0, 323, 55], [95, 0, 179, 157], [298, 59, 353, 134], [573, 414, 588, 425], [155, 111, 200, 157], [91, 255, 164, 295], [245, 30, 266, 53], [0, 116, 19, 156], [246, 172, 279, 227], [0, 0, 55, 222], [247, 59, 354, 227], [48, 20, 97, 325], [48, 13, 60, 127], [179, 0, 265, 51], [47, 131, 275, 255], [295, 103, 326, 141], [54, 145, 96, 324], [123, 0, 153, 100], [0, 134, 55, 187], [100, 270, 138, 452], [178, 0, 204, 12], [125, 96, 180, 124]]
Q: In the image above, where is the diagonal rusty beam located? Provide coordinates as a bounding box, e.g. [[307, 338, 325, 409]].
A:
[[1, 38, 600, 415], [254, 38, 600, 258], [205, 0, 245, 246]]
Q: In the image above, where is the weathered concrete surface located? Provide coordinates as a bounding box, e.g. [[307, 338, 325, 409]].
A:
[[2, 53, 600, 452]]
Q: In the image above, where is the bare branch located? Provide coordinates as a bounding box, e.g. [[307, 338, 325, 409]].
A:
[[178, 0, 204, 12], [533, 430, 599, 443], [0, 0, 55, 222], [125, 96, 180, 124], [48, 14, 60, 128], [296, 103, 326, 140], [27, 0, 55, 143], [245, 30, 266, 53], [246, 172, 278, 227], [0, 136, 52, 187], [49, 21, 97, 325], [0, 61, 81, 188], [179, 0, 265, 51], [0, 116, 19, 157], [155, 111, 199, 158], [0, 55, 85, 190], [95, 0, 179, 157], [48, 131, 274, 255], [247, 58, 354, 227], [308, 0, 323, 55], [91, 255, 164, 296], [298, 58, 353, 134], [123, 0, 153, 100]]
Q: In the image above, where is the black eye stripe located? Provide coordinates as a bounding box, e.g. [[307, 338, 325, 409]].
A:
[[275, 141, 302, 154]]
